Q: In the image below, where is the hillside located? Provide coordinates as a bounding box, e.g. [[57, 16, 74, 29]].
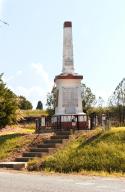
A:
[[27, 128, 125, 174], [0, 125, 52, 162]]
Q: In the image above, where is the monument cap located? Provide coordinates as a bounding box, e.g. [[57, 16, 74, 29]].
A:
[[64, 21, 72, 28]]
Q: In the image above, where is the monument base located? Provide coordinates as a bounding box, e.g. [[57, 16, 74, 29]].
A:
[[52, 114, 88, 130]]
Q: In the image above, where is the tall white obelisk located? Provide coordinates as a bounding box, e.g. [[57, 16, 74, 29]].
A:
[[62, 22, 74, 74], [54, 21, 83, 115]]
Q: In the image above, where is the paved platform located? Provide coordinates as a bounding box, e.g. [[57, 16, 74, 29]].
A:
[[0, 162, 27, 170]]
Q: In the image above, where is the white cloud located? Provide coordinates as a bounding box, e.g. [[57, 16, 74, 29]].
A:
[[32, 62, 53, 92], [16, 70, 23, 76], [4, 64, 54, 109], [32, 63, 50, 84], [3, 70, 23, 83], [12, 85, 48, 109], [15, 86, 44, 97]]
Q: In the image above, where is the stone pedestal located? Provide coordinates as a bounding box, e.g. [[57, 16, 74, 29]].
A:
[[54, 74, 83, 115]]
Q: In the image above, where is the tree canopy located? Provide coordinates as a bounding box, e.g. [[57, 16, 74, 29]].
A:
[[0, 74, 19, 127], [18, 96, 33, 110], [36, 101, 43, 110], [81, 83, 96, 113], [108, 78, 125, 123], [46, 86, 56, 116]]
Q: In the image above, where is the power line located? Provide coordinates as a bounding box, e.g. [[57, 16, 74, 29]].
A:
[[0, 19, 9, 26]]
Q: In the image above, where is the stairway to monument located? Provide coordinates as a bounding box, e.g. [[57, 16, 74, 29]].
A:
[[0, 130, 71, 170]]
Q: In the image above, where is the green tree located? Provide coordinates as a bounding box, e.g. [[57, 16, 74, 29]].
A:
[[46, 86, 56, 109], [0, 73, 19, 127], [81, 83, 96, 113], [108, 78, 125, 123], [36, 101, 43, 110], [46, 86, 57, 116], [18, 96, 33, 110]]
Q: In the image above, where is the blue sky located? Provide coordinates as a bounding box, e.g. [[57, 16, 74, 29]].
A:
[[0, 0, 125, 108]]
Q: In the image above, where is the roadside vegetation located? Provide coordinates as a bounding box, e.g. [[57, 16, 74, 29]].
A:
[[27, 127, 125, 174], [0, 124, 51, 162]]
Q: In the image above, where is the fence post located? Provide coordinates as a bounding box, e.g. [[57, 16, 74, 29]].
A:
[[76, 115, 79, 130], [35, 118, 40, 133], [60, 115, 62, 130]]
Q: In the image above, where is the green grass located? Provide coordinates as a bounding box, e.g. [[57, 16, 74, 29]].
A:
[[0, 124, 35, 136], [0, 133, 32, 161], [27, 127, 125, 174], [22, 110, 48, 117], [19, 123, 36, 131], [0, 124, 52, 162], [0, 124, 36, 161]]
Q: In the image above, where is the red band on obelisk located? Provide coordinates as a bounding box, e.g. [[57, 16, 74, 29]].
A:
[[64, 21, 72, 28]]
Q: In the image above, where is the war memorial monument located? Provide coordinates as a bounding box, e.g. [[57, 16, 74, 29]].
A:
[[52, 21, 87, 130]]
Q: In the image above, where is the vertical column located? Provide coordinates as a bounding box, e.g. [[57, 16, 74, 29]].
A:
[[62, 21, 74, 74]]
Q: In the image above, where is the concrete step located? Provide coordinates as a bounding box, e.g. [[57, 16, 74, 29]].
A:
[[0, 130, 72, 170], [30, 148, 55, 153], [23, 152, 47, 157], [44, 139, 63, 144], [44, 138, 69, 144], [0, 162, 26, 170], [51, 135, 70, 139], [15, 157, 34, 162], [37, 143, 62, 148], [55, 131, 71, 135]]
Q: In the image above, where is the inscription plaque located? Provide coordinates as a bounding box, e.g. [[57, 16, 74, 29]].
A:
[[62, 87, 78, 114]]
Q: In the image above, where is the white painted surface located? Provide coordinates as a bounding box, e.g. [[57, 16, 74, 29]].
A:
[[54, 22, 83, 115], [55, 78, 83, 115], [62, 27, 74, 74]]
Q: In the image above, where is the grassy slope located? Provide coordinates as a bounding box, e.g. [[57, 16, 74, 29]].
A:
[[22, 110, 48, 117], [28, 128, 125, 173], [0, 109, 48, 161], [0, 133, 33, 161], [0, 125, 51, 162]]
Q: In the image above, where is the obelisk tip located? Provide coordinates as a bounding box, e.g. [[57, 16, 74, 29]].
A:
[[64, 21, 72, 28]]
